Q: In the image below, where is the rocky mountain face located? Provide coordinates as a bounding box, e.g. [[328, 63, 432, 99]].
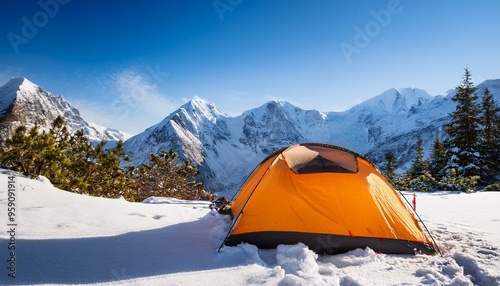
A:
[[3, 77, 498, 196], [0, 77, 128, 146], [123, 80, 500, 196]]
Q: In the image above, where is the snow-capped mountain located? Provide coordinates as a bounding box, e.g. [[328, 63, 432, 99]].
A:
[[123, 79, 500, 195], [89, 122, 132, 142], [0, 77, 128, 145], [363, 81, 500, 168], [3, 77, 498, 196]]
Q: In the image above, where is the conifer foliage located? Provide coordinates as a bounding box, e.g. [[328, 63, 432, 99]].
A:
[[0, 117, 136, 199], [478, 87, 500, 185], [0, 116, 210, 201], [383, 151, 396, 181], [428, 135, 447, 181], [134, 150, 207, 202], [407, 138, 428, 178], [445, 68, 482, 178], [386, 68, 499, 192]]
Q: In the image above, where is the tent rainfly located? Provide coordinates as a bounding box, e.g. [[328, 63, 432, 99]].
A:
[[221, 143, 437, 255]]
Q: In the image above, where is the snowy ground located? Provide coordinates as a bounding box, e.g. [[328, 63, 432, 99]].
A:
[[0, 169, 499, 286]]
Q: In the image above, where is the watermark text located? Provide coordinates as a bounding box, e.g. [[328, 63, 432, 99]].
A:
[[339, 0, 404, 63], [6, 173, 17, 278], [7, 0, 71, 54]]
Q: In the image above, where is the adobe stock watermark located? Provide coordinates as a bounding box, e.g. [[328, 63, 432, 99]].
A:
[[7, 0, 71, 54], [212, 0, 243, 21], [146, 65, 170, 85], [5, 173, 17, 279], [95, 64, 170, 131], [339, 0, 404, 64], [111, 267, 130, 281]]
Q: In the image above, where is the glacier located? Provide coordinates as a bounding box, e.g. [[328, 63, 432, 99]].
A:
[[123, 80, 500, 196]]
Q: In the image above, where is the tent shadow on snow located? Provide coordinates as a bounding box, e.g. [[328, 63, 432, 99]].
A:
[[1, 214, 246, 285]]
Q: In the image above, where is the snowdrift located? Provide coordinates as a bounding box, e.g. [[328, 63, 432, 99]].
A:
[[0, 169, 499, 285]]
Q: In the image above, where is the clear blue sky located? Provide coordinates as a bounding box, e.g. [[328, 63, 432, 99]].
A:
[[1, 0, 499, 134]]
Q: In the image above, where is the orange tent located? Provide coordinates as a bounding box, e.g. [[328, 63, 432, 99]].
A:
[[223, 143, 437, 255]]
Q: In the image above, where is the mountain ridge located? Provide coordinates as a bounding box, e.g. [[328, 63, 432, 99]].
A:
[[2, 77, 499, 195], [123, 79, 500, 195], [0, 77, 129, 145]]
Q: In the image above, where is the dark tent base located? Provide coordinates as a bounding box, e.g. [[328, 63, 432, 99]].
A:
[[225, 231, 437, 255]]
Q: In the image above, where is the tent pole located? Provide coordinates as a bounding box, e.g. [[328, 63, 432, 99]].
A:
[[217, 213, 242, 252], [399, 191, 443, 256], [217, 163, 275, 253], [384, 171, 443, 256]]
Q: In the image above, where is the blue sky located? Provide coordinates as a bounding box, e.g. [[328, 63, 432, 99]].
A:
[[1, 0, 499, 135]]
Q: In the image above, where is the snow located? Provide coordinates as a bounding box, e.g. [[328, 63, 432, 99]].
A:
[[0, 78, 26, 114], [1, 169, 499, 285], [119, 79, 500, 196], [89, 122, 133, 141], [350, 88, 434, 115], [17, 78, 39, 94], [121, 89, 448, 195], [0, 78, 126, 143], [0, 77, 39, 94]]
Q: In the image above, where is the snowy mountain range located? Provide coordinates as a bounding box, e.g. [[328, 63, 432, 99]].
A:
[[0, 77, 130, 146], [1, 77, 499, 195], [123, 80, 500, 195]]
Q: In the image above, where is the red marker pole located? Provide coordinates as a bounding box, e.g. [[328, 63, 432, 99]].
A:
[[412, 193, 416, 211]]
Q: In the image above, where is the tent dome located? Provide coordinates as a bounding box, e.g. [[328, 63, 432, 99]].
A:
[[223, 143, 437, 255]]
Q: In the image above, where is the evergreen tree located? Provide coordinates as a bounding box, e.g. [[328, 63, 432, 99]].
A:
[[62, 129, 95, 192], [31, 130, 68, 183], [429, 134, 448, 180], [383, 151, 397, 181], [50, 116, 71, 150], [445, 68, 482, 179], [85, 140, 137, 200], [0, 117, 138, 201], [0, 122, 68, 180], [135, 150, 206, 201], [408, 172, 436, 192], [408, 138, 428, 178], [0, 125, 38, 177], [405, 138, 435, 192], [479, 87, 500, 185], [437, 168, 479, 193]]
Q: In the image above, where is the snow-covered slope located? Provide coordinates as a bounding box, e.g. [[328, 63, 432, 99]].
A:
[[124, 100, 342, 193], [0, 170, 498, 285], [89, 122, 132, 141], [0, 78, 128, 145], [350, 88, 434, 114], [123, 80, 500, 195], [3, 77, 497, 196], [363, 79, 500, 169]]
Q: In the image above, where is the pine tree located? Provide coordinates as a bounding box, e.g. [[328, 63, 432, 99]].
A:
[[50, 116, 71, 150], [85, 140, 136, 200], [0, 122, 68, 180], [62, 129, 95, 192], [445, 68, 482, 179], [408, 138, 428, 178], [0, 117, 139, 201], [405, 138, 435, 192], [479, 87, 500, 185], [437, 168, 479, 193], [429, 134, 448, 180], [177, 158, 205, 199], [135, 150, 206, 201], [383, 151, 397, 181], [31, 130, 68, 182], [0, 125, 37, 176]]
